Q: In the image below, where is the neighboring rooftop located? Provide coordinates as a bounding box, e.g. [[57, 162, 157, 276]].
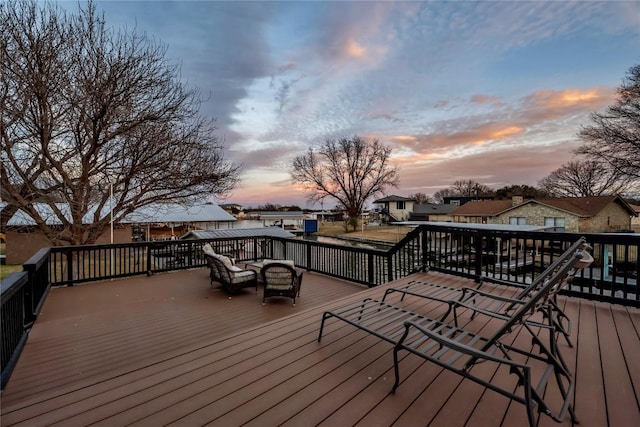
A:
[[373, 195, 415, 203], [411, 203, 458, 215], [450, 195, 637, 218], [2, 203, 236, 226], [182, 227, 295, 239]]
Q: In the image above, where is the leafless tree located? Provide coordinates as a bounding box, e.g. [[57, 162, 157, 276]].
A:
[[494, 185, 548, 200], [432, 188, 456, 204], [0, 1, 240, 245], [538, 160, 631, 197], [291, 136, 399, 231], [576, 64, 640, 181], [407, 192, 432, 204], [451, 180, 494, 197]]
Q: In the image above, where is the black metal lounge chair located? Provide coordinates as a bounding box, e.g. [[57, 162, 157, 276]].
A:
[[317, 240, 592, 427], [381, 237, 590, 347]]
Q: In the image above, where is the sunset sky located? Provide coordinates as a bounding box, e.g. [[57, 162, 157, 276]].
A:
[[95, 0, 640, 209]]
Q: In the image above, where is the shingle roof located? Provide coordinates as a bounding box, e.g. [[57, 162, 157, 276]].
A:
[[535, 196, 635, 217], [411, 203, 458, 215], [450, 196, 636, 218], [374, 195, 414, 203], [450, 200, 514, 216]]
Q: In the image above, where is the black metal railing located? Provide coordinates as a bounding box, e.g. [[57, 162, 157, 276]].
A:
[[1, 224, 638, 390], [1, 248, 52, 390]]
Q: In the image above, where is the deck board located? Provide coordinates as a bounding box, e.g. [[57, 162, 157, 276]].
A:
[[1, 268, 639, 426]]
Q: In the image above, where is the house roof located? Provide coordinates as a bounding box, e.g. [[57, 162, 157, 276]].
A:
[[3, 203, 236, 226], [257, 211, 305, 219], [411, 203, 458, 215], [536, 196, 637, 217], [126, 204, 236, 223], [397, 221, 552, 232], [449, 200, 514, 217], [373, 195, 414, 203], [450, 195, 637, 218]]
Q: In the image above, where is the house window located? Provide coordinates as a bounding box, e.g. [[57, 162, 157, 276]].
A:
[[450, 200, 460, 206], [509, 217, 526, 225], [545, 217, 565, 231], [396, 201, 405, 210]]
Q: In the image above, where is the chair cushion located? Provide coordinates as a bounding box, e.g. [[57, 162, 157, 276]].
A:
[[213, 254, 234, 269], [230, 270, 256, 284], [203, 243, 216, 256], [262, 259, 295, 267]]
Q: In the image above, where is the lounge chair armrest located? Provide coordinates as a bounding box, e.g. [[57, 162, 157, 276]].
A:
[[459, 286, 528, 305], [478, 276, 528, 289], [449, 299, 553, 330], [398, 320, 529, 370]]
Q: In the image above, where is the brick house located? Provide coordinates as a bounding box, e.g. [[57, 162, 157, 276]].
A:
[[450, 195, 636, 233]]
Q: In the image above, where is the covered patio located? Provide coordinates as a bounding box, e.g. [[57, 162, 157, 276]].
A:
[[1, 267, 639, 426]]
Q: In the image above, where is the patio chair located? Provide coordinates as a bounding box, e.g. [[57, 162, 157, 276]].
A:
[[260, 261, 303, 306], [205, 254, 258, 297], [381, 237, 590, 347], [317, 241, 592, 427]]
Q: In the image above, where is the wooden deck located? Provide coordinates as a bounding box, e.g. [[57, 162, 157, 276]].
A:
[[1, 268, 639, 426]]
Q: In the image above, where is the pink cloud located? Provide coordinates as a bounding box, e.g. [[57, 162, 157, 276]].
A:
[[397, 141, 582, 193], [521, 87, 614, 121], [471, 94, 502, 105]]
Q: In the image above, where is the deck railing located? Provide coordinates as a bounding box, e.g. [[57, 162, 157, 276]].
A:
[[1, 224, 638, 390]]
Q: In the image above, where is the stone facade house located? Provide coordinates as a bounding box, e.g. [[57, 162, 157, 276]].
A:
[[450, 195, 636, 233]]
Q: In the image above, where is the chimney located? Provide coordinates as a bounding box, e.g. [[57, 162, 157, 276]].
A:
[[512, 196, 524, 206]]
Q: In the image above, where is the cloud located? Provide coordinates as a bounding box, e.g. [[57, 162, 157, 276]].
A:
[[396, 141, 582, 195], [471, 94, 502, 105], [523, 87, 613, 115], [92, 0, 637, 208]]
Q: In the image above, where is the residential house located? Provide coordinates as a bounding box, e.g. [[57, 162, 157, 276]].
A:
[[450, 195, 637, 233], [219, 203, 244, 217], [409, 203, 457, 222], [255, 211, 306, 229], [3, 203, 236, 264], [442, 195, 494, 207], [373, 195, 415, 222], [632, 204, 640, 232]]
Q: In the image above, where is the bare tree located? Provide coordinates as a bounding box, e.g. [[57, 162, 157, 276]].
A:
[[494, 185, 548, 200], [538, 160, 630, 197], [0, 1, 240, 245], [407, 192, 432, 204], [451, 180, 494, 197], [432, 188, 456, 204], [576, 64, 640, 181], [291, 136, 399, 231]]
